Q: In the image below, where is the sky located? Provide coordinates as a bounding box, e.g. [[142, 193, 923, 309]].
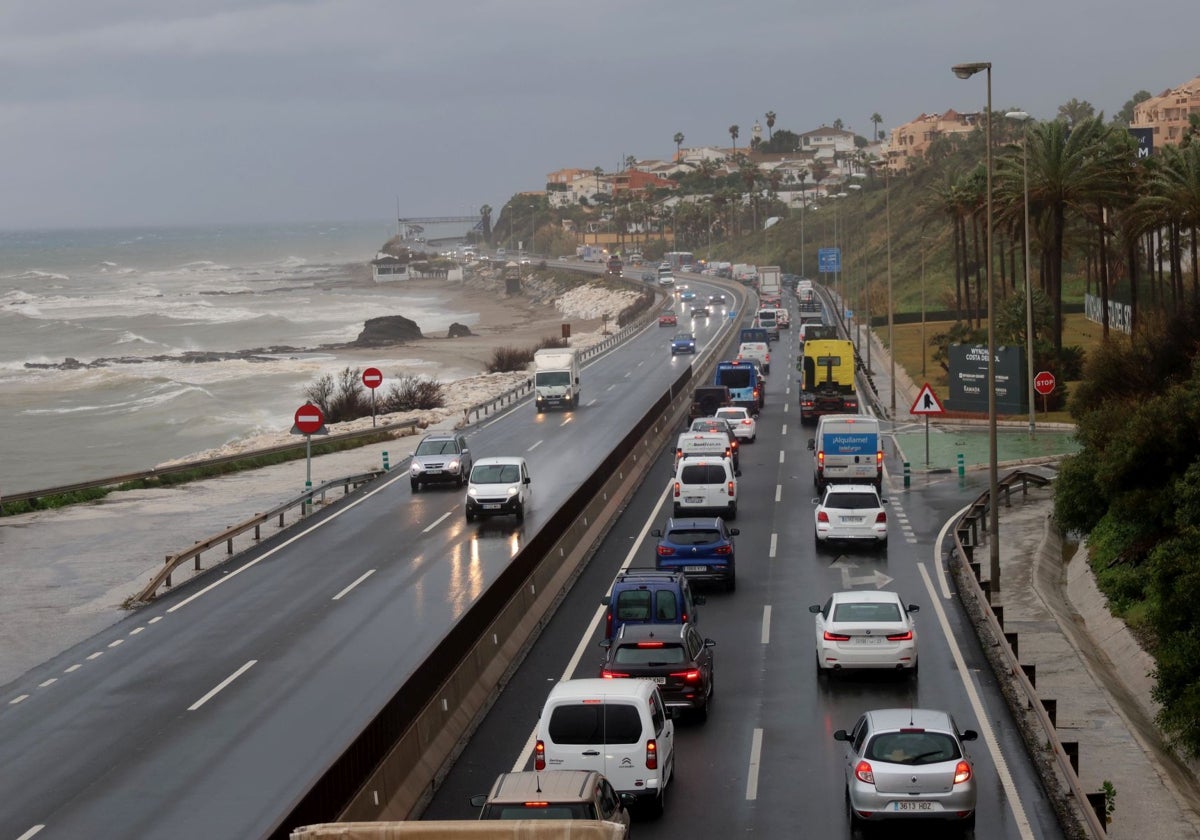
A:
[[1, 0, 1196, 230]]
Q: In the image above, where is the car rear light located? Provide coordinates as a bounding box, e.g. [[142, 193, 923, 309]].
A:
[[854, 760, 874, 784], [671, 669, 702, 683], [817, 510, 830, 523], [817, 451, 825, 469], [646, 739, 658, 770], [535, 740, 546, 771], [953, 760, 972, 785], [676, 448, 683, 459], [605, 611, 612, 637], [886, 630, 913, 641], [674, 481, 681, 498], [876, 511, 887, 523], [727, 481, 735, 496], [601, 669, 629, 679], [523, 801, 550, 807], [636, 641, 665, 648], [714, 544, 732, 555], [823, 630, 852, 641], [742, 419, 753, 425], [876, 450, 883, 467], [657, 545, 675, 556]]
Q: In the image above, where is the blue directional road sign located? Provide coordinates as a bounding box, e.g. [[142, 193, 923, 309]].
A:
[[818, 247, 841, 274]]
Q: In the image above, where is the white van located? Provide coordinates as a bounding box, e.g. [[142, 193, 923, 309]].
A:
[[673, 456, 737, 519], [736, 341, 770, 375], [674, 430, 733, 466], [754, 309, 780, 341], [808, 414, 883, 491], [535, 678, 675, 815]]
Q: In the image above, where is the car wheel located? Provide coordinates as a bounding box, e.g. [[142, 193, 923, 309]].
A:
[[750, 434, 757, 443], [846, 786, 865, 837], [648, 787, 665, 819], [515, 502, 525, 523], [465, 508, 474, 522], [410, 480, 419, 492], [456, 474, 465, 488], [725, 574, 736, 592], [878, 536, 889, 554], [673, 504, 682, 517], [694, 698, 709, 724]]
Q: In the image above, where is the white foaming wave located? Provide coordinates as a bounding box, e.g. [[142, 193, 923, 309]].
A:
[[7, 270, 70, 283], [112, 330, 165, 347], [21, 382, 216, 417]]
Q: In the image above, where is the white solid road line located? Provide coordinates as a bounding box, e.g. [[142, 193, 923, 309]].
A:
[[916, 563, 1035, 840], [512, 482, 673, 774], [188, 660, 258, 712], [527, 440, 543, 452], [422, 511, 452, 533], [761, 606, 772, 644], [16, 826, 44, 840], [332, 569, 376, 601], [933, 504, 973, 599], [165, 469, 412, 615], [745, 728, 764, 800]]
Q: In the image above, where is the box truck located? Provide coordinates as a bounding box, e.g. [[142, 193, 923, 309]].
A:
[[533, 348, 581, 411]]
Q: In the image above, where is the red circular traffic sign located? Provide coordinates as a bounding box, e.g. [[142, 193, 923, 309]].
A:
[[1034, 371, 1056, 395], [294, 404, 324, 435], [362, 367, 383, 389]]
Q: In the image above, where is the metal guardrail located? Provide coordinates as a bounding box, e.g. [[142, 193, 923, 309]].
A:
[[132, 470, 384, 603], [3, 419, 419, 507], [951, 468, 1109, 839]]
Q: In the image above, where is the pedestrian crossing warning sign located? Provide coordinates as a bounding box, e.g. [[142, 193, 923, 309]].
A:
[[910, 383, 945, 415]]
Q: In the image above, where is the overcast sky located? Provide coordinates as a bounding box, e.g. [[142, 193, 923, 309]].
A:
[[1, 0, 1196, 230]]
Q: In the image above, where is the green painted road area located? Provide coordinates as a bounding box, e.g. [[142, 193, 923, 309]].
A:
[[890, 422, 1080, 473]]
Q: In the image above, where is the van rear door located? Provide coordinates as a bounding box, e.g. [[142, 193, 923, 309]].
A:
[[545, 700, 645, 786]]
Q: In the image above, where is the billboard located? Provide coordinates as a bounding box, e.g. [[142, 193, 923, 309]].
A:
[[947, 344, 1027, 414]]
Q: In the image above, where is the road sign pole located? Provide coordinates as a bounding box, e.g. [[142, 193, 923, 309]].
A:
[[925, 415, 930, 467], [371, 389, 377, 427]]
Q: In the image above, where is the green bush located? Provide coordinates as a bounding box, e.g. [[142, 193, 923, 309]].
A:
[[383, 375, 445, 412]]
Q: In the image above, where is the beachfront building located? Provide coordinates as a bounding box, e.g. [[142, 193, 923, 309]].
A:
[[887, 109, 979, 171], [1131, 74, 1200, 149], [372, 254, 409, 281]]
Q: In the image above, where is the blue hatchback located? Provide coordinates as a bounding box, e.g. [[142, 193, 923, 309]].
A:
[[652, 517, 740, 592], [671, 332, 696, 355]]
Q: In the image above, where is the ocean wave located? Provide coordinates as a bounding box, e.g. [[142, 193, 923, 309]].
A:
[[6, 270, 71, 282], [21, 382, 217, 417]]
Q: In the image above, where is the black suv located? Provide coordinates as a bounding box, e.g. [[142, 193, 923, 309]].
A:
[[600, 623, 716, 722], [410, 432, 472, 491]]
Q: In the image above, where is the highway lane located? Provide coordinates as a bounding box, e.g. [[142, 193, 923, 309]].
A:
[[0, 277, 745, 840], [422, 294, 1066, 838]]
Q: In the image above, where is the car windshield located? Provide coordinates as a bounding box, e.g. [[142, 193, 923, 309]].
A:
[[415, 439, 458, 456], [613, 643, 687, 666], [535, 371, 571, 387], [825, 492, 880, 510], [666, 528, 722, 546], [716, 369, 753, 389], [674, 333, 693, 341], [866, 732, 961, 765], [472, 464, 520, 484], [832, 602, 902, 622]]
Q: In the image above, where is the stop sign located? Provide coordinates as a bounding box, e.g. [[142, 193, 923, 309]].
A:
[[362, 367, 383, 389], [294, 404, 325, 435], [1034, 371, 1056, 395]]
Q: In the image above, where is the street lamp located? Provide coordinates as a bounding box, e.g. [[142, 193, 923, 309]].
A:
[[953, 60, 999, 592], [1006, 110, 1037, 440], [847, 182, 863, 344]]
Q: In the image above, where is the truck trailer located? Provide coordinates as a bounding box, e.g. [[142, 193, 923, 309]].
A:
[[798, 339, 858, 423]]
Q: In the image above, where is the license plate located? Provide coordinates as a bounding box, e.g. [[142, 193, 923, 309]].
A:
[[684, 565, 708, 573], [685, 497, 704, 504], [482, 504, 501, 510], [424, 469, 443, 475], [892, 801, 935, 811], [841, 516, 864, 523], [852, 636, 886, 645], [639, 676, 666, 685]]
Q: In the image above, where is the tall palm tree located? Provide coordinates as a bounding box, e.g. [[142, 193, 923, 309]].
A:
[[765, 111, 776, 141], [871, 113, 883, 143], [1141, 141, 1200, 304], [729, 124, 739, 151], [479, 204, 493, 242], [673, 132, 685, 162]]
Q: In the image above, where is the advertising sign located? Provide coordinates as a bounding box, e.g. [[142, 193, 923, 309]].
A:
[[947, 344, 1026, 414]]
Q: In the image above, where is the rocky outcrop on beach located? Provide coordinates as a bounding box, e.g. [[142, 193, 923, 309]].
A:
[[352, 315, 424, 346], [447, 322, 473, 338]]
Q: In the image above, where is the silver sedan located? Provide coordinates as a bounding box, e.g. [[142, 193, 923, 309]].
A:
[[834, 708, 978, 831]]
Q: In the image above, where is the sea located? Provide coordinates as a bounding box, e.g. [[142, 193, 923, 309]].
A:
[[0, 221, 481, 494]]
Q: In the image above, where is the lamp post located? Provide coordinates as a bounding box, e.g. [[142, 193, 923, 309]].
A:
[[883, 160, 895, 416], [953, 60, 999, 592], [920, 235, 932, 380], [847, 183, 862, 343], [1006, 110, 1037, 439]]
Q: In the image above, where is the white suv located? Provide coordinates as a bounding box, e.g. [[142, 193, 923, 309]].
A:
[[673, 456, 737, 520], [465, 456, 531, 522]]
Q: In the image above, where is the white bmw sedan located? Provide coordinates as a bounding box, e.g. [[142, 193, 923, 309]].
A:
[[809, 590, 918, 674]]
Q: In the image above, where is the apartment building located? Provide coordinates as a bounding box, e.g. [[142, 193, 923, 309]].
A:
[[887, 109, 979, 171], [1131, 74, 1200, 149]]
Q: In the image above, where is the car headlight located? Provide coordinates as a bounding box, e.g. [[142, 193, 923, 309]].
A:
[[467, 486, 479, 497], [410, 462, 423, 474], [506, 486, 519, 497], [447, 459, 460, 471]]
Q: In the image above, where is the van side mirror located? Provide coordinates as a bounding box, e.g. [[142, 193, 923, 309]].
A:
[[575, 376, 580, 385], [907, 604, 920, 613], [598, 638, 612, 649], [704, 638, 716, 647], [808, 604, 822, 614], [600, 595, 611, 606], [833, 729, 851, 742], [807, 439, 815, 450], [960, 729, 979, 742], [524, 476, 531, 485]]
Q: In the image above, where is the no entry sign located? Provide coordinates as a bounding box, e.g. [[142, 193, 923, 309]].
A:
[[362, 367, 383, 389], [1034, 371, 1056, 396], [293, 404, 325, 435]]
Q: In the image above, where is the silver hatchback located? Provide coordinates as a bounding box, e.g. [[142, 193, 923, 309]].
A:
[[834, 708, 978, 832]]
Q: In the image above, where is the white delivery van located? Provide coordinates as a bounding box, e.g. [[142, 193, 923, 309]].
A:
[[754, 309, 780, 341], [672, 456, 738, 519], [533, 348, 581, 411], [808, 414, 883, 491], [736, 341, 770, 375], [535, 678, 676, 816], [674, 430, 734, 467]]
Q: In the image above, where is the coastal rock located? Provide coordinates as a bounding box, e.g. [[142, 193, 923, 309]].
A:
[[353, 315, 424, 347], [447, 322, 473, 338]]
